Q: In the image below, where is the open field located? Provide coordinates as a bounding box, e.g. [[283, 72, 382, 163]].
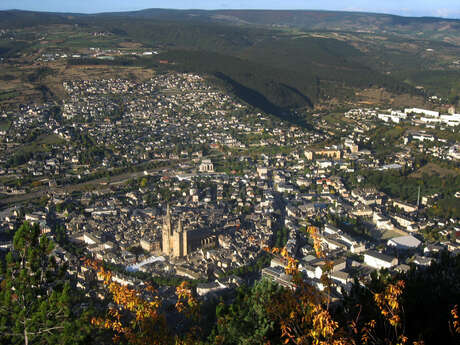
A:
[[0, 59, 157, 107], [355, 88, 427, 108], [381, 229, 409, 240], [0, 176, 17, 184], [45, 62, 156, 100], [118, 41, 143, 48], [0, 120, 10, 130], [15, 134, 65, 155], [24, 25, 128, 51], [410, 162, 460, 178]]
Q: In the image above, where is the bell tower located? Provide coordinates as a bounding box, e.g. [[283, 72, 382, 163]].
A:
[[162, 204, 172, 255], [173, 218, 184, 257]]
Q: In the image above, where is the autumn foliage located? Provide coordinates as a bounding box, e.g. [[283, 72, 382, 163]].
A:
[[86, 259, 198, 345], [263, 245, 349, 345], [86, 231, 460, 345], [262, 231, 457, 345], [449, 304, 460, 340]]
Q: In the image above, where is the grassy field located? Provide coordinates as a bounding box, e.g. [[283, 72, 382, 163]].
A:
[[355, 88, 426, 108], [0, 120, 10, 130], [323, 112, 354, 125], [37, 134, 64, 145], [380, 229, 408, 240], [16, 134, 65, 155], [0, 58, 157, 107], [34, 28, 125, 50], [0, 64, 46, 108], [410, 162, 460, 178], [0, 176, 18, 184], [0, 90, 18, 101]]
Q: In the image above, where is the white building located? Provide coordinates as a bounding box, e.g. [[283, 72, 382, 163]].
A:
[[411, 132, 435, 142], [378, 113, 400, 123], [391, 110, 407, 119], [419, 117, 441, 124], [199, 159, 214, 172], [344, 138, 359, 153], [364, 250, 398, 269], [404, 108, 439, 118], [257, 166, 268, 179], [387, 235, 421, 250], [440, 114, 460, 127]]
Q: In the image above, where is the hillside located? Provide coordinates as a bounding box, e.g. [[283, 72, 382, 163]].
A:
[[99, 9, 460, 45], [0, 9, 459, 115]]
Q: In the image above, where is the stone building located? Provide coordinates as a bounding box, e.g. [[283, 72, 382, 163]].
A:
[[199, 159, 214, 172], [305, 149, 341, 160], [162, 205, 217, 257]]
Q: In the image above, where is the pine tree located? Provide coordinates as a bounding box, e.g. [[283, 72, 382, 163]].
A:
[[0, 222, 90, 345]]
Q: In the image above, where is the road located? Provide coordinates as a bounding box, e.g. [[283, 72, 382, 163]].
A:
[[0, 154, 223, 207]]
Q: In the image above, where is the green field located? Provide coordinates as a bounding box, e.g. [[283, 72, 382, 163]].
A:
[[381, 229, 407, 240], [0, 120, 10, 130], [41, 31, 124, 49], [0, 90, 18, 101], [15, 134, 65, 155], [0, 176, 17, 184]]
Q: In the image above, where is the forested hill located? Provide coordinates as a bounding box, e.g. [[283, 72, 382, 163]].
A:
[[96, 9, 460, 45], [3, 9, 460, 43]]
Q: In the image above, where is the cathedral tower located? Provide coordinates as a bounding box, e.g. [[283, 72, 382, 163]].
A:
[[162, 204, 173, 255], [173, 218, 184, 257]]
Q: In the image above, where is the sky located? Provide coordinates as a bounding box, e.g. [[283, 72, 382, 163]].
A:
[[1, 0, 460, 19]]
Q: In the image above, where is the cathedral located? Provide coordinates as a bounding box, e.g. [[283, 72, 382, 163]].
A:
[[162, 205, 217, 257]]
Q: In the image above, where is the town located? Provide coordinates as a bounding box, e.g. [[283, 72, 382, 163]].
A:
[[0, 71, 459, 302]]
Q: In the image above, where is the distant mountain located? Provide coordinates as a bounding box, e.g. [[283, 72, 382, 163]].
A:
[[2, 9, 460, 44], [0, 9, 84, 28], [102, 9, 460, 45]]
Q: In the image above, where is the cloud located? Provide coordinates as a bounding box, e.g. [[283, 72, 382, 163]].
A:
[[435, 8, 450, 17], [434, 8, 460, 18]]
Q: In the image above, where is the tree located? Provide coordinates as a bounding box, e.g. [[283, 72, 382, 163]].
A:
[[209, 279, 283, 345], [257, 245, 460, 345], [262, 246, 348, 345], [139, 177, 148, 188], [0, 222, 90, 345], [344, 251, 460, 345], [88, 261, 199, 344]]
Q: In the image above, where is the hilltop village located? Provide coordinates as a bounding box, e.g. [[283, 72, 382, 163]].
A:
[[0, 72, 459, 301]]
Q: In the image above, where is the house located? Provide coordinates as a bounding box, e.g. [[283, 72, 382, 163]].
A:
[[412, 255, 433, 267], [392, 200, 418, 213], [261, 266, 296, 290], [363, 250, 398, 269], [324, 224, 340, 235], [330, 270, 351, 287]]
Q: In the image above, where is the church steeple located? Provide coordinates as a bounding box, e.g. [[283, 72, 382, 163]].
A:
[[177, 217, 183, 233], [162, 204, 172, 255], [164, 204, 172, 234]]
